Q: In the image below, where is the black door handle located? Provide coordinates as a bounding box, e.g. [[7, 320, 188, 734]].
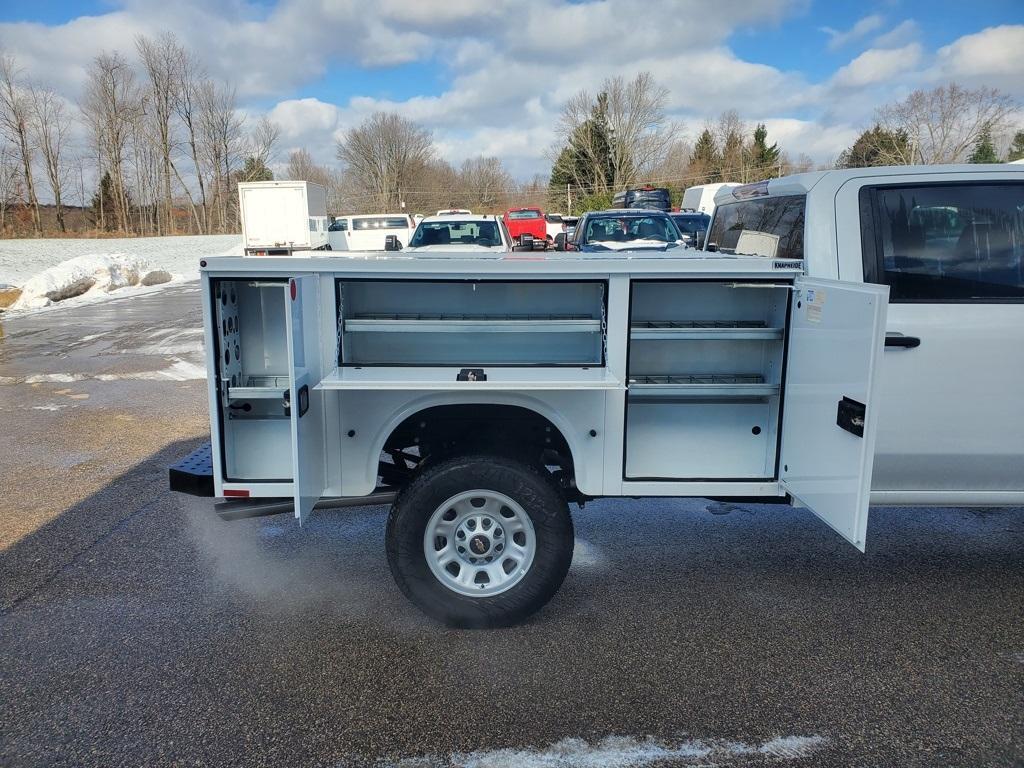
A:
[[885, 334, 921, 349]]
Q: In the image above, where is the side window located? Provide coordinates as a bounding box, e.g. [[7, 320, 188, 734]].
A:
[[706, 196, 805, 259], [862, 183, 1024, 301]]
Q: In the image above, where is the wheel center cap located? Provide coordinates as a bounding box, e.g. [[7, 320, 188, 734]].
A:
[[469, 534, 490, 556]]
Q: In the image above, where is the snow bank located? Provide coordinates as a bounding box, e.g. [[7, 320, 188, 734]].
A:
[[11, 253, 173, 310], [0, 234, 240, 315]]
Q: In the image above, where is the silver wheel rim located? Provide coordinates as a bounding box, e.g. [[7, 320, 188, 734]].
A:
[[423, 489, 536, 597]]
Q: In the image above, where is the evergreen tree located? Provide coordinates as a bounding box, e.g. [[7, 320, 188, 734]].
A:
[[968, 123, 1000, 164], [748, 123, 780, 175], [548, 92, 615, 209], [89, 171, 130, 231], [689, 128, 721, 184], [837, 125, 911, 168], [240, 156, 274, 182], [1008, 130, 1024, 162]]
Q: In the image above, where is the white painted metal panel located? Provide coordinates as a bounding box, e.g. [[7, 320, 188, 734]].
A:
[[780, 277, 888, 551], [287, 276, 326, 523], [317, 366, 621, 391]]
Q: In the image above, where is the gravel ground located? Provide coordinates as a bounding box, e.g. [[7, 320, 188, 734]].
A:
[[1, 284, 1022, 767]]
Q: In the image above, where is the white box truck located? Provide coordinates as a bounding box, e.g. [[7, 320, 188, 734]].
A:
[[238, 181, 329, 256], [171, 164, 1024, 629], [681, 182, 741, 215]]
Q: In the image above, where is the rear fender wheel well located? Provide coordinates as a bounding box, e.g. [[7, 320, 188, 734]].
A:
[[379, 404, 579, 499]]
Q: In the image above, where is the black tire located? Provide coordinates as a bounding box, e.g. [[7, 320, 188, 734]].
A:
[[386, 455, 574, 628]]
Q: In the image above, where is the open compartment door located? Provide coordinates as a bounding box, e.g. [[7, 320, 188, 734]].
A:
[[286, 276, 325, 523], [780, 277, 888, 551]]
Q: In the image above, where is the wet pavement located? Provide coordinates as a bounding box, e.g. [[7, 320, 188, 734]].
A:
[[1, 285, 1022, 767]]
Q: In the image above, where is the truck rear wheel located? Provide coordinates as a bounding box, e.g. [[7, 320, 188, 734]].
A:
[[386, 455, 574, 628]]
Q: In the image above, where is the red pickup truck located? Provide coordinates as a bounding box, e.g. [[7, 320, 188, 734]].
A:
[[502, 207, 548, 247]]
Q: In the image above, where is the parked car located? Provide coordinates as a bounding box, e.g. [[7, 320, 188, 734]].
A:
[[502, 207, 548, 247], [400, 213, 512, 253], [670, 212, 711, 247], [612, 186, 672, 212], [566, 209, 684, 252], [328, 214, 415, 251], [544, 213, 566, 242]]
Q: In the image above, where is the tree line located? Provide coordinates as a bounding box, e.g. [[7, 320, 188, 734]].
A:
[[0, 47, 1021, 237]]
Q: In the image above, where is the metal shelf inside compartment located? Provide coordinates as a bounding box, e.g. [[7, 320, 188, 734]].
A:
[[630, 320, 783, 340], [345, 312, 602, 334], [228, 374, 289, 399], [628, 373, 779, 398]]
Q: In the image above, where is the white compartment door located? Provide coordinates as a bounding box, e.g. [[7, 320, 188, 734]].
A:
[[780, 277, 888, 551], [286, 276, 325, 523]]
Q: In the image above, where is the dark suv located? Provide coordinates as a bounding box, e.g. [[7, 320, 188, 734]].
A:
[[565, 209, 684, 252]]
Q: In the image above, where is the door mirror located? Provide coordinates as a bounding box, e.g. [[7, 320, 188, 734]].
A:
[[384, 235, 402, 251]]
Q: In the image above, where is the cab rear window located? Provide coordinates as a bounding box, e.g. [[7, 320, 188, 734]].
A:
[[508, 210, 542, 220], [708, 196, 805, 259]]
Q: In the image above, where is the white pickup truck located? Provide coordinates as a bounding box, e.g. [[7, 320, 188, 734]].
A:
[[171, 164, 1023, 628]]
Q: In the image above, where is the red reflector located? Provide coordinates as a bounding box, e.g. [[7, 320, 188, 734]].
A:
[[290, 280, 297, 300], [224, 489, 250, 498]]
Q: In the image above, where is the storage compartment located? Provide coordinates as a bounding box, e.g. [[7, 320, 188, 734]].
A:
[[337, 280, 606, 366], [624, 281, 790, 479], [214, 279, 293, 481]]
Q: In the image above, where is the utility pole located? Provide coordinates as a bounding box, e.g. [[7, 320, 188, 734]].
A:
[[566, 183, 571, 215]]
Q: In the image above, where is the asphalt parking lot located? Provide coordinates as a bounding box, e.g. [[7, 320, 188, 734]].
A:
[[1, 286, 1022, 767]]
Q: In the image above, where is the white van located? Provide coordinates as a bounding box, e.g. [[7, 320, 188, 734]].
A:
[[681, 183, 740, 216], [328, 214, 415, 251]]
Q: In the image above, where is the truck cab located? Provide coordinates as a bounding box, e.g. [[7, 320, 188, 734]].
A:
[[705, 165, 1024, 506]]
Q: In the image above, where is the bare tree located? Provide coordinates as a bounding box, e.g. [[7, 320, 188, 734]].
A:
[[286, 147, 331, 186], [716, 110, 748, 181], [0, 141, 19, 233], [243, 115, 280, 176], [82, 51, 143, 233], [876, 83, 1018, 164], [603, 72, 676, 186], [136, 32, 182, 234], [28, 85, 72, 232], [198, 79, 243, 232], [173, 44, 208, 232], [555, 72, 676, 193], [0, 55, 41, 235], [336, 111, 434, 211], [457, 156, 513, 212]]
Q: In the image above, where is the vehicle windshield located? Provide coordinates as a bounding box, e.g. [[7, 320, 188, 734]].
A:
[[410, 221, 502, 247], [544, 214, 563, 223], [352, 217, 409, 230], [328, 219, 348, 231], [671, 214, 710, 236], [507, 210, 542, 220], [582, 215, 680, 244]]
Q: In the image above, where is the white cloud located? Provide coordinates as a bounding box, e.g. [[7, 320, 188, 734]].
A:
[[0, 1, 1019, 185], [873, 19, 920, 49], [932, 25, 1024, 97], [831, 43, 923, 89], [821, 14, 885, 51]]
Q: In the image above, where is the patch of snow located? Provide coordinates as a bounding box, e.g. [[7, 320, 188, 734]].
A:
[[0, 234, 240, 315], [385, 734, 829, 768], [24, 373, 84, 384], [758, 736, 828, 758], [10, 253, 178, 311], [94, 357, 207, 381]]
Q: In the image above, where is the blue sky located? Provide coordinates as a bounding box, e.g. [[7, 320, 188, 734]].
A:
[[0, 0, 1021, 177]]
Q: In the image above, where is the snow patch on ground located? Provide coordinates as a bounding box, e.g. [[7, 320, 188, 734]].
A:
[[11, 253, 173, 310], [385, 734, 828, 767], [0, 234, 240, 315]]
